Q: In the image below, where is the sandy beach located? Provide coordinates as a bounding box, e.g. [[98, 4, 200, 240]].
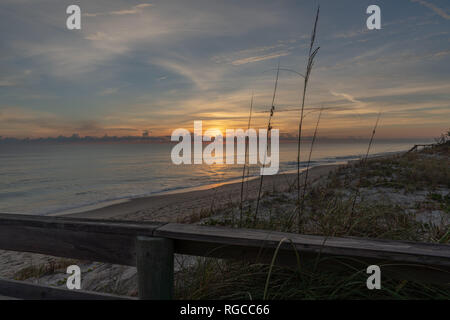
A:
[[64, 164, 340, 222], [0, 164, 341, 296]]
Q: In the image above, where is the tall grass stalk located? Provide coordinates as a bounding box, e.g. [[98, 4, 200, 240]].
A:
[[254, 62, 280, 224], [299, 107, 323, 225], [263, 237, 289, 300], [297, 6, 320, 230], [363, 111, 381, 165], [349, 112, 382, 219], [239, 93, 254, 225]]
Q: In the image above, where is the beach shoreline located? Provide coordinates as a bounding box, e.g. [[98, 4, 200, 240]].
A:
[[61, 163, 342, 221], [59, 150, 408, 221]]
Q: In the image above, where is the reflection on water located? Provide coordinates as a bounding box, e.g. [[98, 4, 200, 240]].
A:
[[0, 140, 429, 215]]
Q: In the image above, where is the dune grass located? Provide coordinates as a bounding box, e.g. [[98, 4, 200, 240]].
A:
[[13, 258, 78, 281], [170, 3, 449, 296], [175, 256, 449, 300], [297, 6, 320, 230], [176, 140, 449, 300]]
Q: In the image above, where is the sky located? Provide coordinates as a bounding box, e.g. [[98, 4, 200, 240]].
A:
[[0, 0, 449, 139]]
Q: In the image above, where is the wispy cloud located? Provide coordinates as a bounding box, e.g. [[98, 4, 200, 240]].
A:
[[154, 56, 228, 90], [85, 32, 116, 41], [0, 107, 142, 138], [213, 42, 298, 66], [0, 70, 32, 87], [330, 91, 365, 106], [84, 3, 153, 17], [98, 88, 119, 96], [0, 80, 17, 87], [332, 28, 369, 39], [410, 0, 450, 20], [231, 51, 290, 65]]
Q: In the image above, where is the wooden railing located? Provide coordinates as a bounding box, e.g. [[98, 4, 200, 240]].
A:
[[0, 213, 449, 299], [407, 143, 436, 153]]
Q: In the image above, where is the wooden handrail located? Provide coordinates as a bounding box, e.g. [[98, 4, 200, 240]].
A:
[[407, 143, 435, 153], [0, 213, 449, 299], [0, 279, 137, 300]]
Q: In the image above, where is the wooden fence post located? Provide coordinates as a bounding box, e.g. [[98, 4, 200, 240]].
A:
[[136, 236, 174, 300]]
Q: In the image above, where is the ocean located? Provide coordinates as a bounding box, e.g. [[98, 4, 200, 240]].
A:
[[0, 140, 430, 215]]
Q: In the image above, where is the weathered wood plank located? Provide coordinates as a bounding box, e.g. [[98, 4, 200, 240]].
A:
[[0, 295, 19, 300], [0, 213, 165, 266], [0, 279, 135, 300], [136, 237, 174, 300], [154, 223, 450, 266], [0, 225, 137, 265], [154, 223, 450, 284], [407, 143, 436, 153], [0, 213, 164, 235], [0, 214, 449, 286]]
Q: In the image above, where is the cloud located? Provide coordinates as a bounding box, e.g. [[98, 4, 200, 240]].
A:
[[330, 91, 364, 105], [154, 57, 227, 90], [98, 88, 119, 96], [0, 80, 17, 87], [410, 0, 450, 20], [84, 3, 153, 17], [0, 107, 142, 138], [5, 1, 285, 82], [10, 41, 126, 77], [85, 32, 116, 41], [332, 28, 369, 39], [213, 41, 299, 66], [432, 50, 450, 57], [0, 70, 32, 87], [231, 51, 290, 65]]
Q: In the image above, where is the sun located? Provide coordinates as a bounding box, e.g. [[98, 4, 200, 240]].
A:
[[203, 128, 225, 139]]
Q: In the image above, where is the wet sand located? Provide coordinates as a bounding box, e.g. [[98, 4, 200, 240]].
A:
[[64, 164, 340, 222]]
